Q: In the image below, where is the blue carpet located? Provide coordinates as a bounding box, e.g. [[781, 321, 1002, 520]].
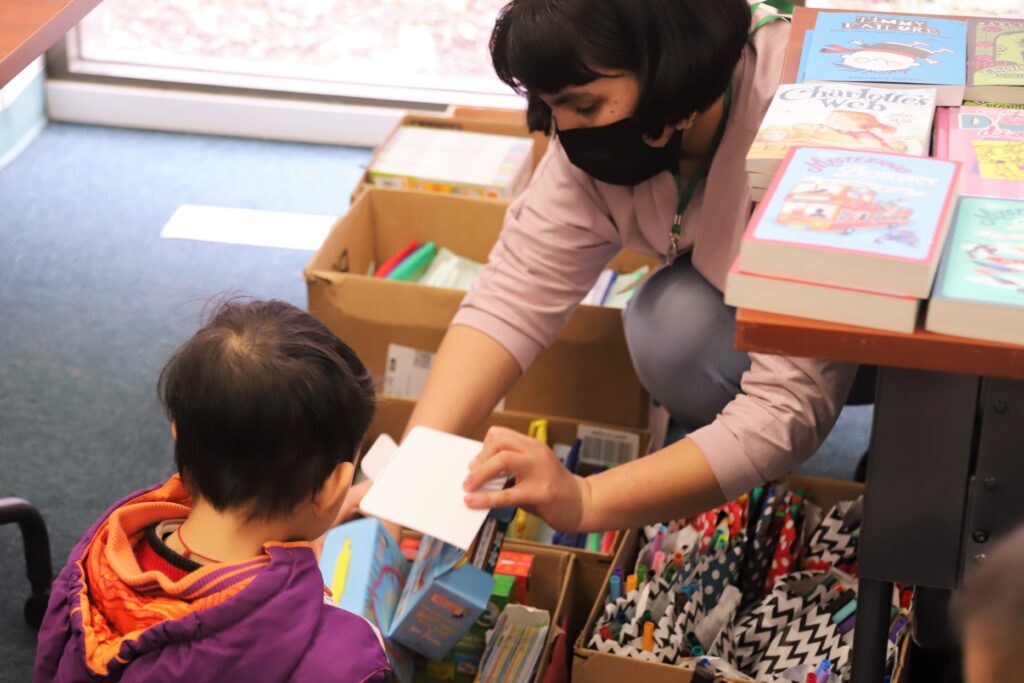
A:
[[0, 122, 871, 682], [0, 122, 371, 681]]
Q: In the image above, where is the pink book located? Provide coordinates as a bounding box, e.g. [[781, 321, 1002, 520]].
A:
[[947, 106, 1024, 201]]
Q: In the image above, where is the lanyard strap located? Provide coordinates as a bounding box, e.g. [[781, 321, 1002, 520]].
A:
[[667, 83, 732, 264]]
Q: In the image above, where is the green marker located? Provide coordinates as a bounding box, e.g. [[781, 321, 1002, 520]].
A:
[[586, 532, 601, 552], [386, 241, 437, 281], [637, 563, 647, 584]]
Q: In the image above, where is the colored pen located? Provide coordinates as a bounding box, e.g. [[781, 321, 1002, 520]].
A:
[[626, 574, 637, 594], [564, 438, 582, 474], [609, 575, 622, 601], [599, 625, 612, 641], [652, 551, 665, 577], [838, 613, 857, 636], [832, 599, 857, 625], [650, 528, 665, 565], [636, 563, 647, 584], [642, 622, 654, 652], [601, 530, 616, 555], [373, 240, 420, 278], [586, 532, 601, 552], [816, 660, 832, 680], [805, 674, 818, 683], [385, 241, 437, 281]]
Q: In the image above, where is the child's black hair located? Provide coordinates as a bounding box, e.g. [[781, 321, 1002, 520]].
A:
[[490, 0, 752, 138], [158, 298, 376, 520]]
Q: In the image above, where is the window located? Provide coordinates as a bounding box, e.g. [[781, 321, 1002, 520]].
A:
[[68, 0, 518, 108]]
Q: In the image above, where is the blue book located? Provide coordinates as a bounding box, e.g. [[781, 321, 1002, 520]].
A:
[[739, 147, 960, 297], [802, 12, 967, 105], [926, 197, 1024, 346]]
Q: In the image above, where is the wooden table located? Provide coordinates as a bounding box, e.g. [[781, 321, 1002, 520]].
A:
[[0, 0, 104, 87], [736, 309, 1024, 683]]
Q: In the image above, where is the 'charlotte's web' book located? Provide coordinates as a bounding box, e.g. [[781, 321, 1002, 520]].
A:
[[747, 84, 936, 176], [926, 196, 1024, 345], [802, 12, 967, 106], [943, 106, 1024, 200], [739, 147, 960, 297], [967, 19, 1024, 105]]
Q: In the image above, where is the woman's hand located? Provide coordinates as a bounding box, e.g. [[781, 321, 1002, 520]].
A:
[[462, 427, 592, 533]]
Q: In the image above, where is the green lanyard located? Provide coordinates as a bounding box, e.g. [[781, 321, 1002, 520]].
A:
[[667, 83, 732, 265], [665, 5, 789, 265]]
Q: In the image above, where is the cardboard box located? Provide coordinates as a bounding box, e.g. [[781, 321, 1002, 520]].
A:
[[305, 187, 657, 428], [354, 110, 550, 203], [401, 533, 575, 683], [571, 475, 867, 683]]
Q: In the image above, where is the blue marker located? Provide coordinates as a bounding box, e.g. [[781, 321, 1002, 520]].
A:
[[816, 659, 832, 681], [610, 575, 622, 601]]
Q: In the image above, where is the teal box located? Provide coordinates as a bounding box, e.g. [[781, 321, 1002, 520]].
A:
[[319, 518, 415, 680], [388, 535, 494, 660]]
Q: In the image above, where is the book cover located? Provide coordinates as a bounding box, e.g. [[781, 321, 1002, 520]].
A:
[[803, 12, 967, 87], [933, 196, 1024, 307], [748, 84, 935, 164], [968, 19, 1024, 88], [748, 147, 958, 263], [948, 106, 1024, 200]]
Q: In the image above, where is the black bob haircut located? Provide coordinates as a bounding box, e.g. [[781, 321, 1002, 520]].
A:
[[490, 0, 752, 138], [158, 298, 376, 520]]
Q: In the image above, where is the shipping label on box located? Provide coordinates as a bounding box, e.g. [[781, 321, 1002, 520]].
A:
[[389, 535, 494, 660]]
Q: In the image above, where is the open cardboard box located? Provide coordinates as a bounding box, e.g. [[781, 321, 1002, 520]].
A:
[[399, 531, 576, 683], [305, 187, 658, 429], [367, 395, 652, 563], [572, 474, 867, 683], [353, 109, 551, 204]]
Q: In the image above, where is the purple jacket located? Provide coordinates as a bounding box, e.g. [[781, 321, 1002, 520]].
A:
[[33, 480, 391, 682]]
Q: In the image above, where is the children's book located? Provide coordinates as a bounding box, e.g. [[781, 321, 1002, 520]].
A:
[[944, 106, 1024, 200], [747, 84, 936, 176], [725, 258, 920, 333], [802, 12, 967, 105], [926, 196, 1024, 345], [967, 19, 1024, 105], [739, 147, 960, 297]]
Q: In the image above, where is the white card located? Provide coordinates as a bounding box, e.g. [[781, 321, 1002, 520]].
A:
[[359, 433, 399, 482], [359, 426, 506, 550], [384, 344, 435, 399]]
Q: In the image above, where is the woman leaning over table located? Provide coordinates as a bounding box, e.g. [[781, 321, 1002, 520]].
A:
[[344, 0, 863, 532]]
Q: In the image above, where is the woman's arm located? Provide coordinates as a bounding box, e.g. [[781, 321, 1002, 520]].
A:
[[462, 428, 725, 532], [403, 325, 521, 438]]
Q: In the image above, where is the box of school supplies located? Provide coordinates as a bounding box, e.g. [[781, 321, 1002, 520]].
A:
[[304, 187, 659, 429], [399, 533, 576, 683], [573, 475, 873, 683], [318, 518, 415, 681], [364, 395, 653, 561], [352, 109, 550, 203], [369, 126, 533, 201]]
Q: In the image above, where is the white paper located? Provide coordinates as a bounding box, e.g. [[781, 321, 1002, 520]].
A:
[[359, 433, 399, 482], [160, 204, 336, 251], [359, 426, 505, 550]]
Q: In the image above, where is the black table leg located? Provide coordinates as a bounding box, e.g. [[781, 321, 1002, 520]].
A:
[[852, 577, 892, 683]]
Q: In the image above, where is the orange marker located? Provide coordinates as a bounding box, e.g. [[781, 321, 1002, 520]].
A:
[[642, 622, 655, 652], [626, 574, 637, 594]]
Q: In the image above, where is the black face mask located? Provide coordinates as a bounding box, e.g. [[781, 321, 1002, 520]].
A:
[[558, 118, 682, 186]]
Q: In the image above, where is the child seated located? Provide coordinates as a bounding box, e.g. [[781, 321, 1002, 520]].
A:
[[952, 523, 1024, 683], [33, 299, 390, 682]]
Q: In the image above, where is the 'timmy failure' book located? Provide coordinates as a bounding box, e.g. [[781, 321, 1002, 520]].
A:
[[926, 196, 1024, 346], [739, 147, 960, 298], [802, 12, 967, 106]]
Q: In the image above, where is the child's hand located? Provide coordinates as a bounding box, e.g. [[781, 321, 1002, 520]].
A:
[[462, 427, 591, 533]]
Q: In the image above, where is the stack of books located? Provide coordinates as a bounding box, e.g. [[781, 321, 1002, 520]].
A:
[[727, 147, 960, 333]]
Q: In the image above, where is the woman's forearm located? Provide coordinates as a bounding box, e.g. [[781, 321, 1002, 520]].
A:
[[403, 325, 522, 439], [577, 437, 726, 532]]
